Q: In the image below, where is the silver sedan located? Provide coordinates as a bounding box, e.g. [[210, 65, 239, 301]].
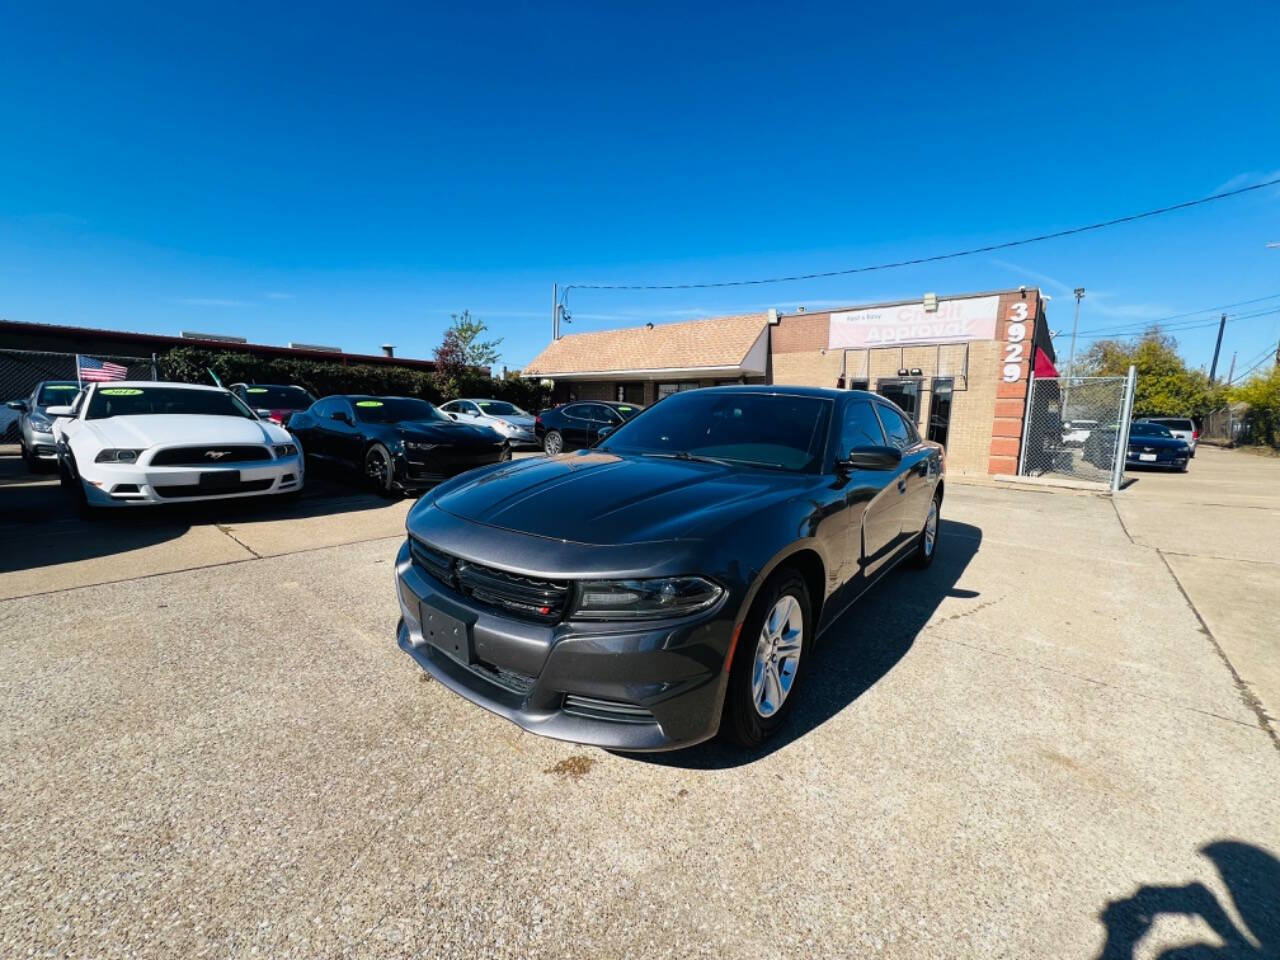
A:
[[438, 398, 539, 448]]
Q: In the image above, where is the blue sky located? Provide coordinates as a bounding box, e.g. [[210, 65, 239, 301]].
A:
[[2, 1, 1278, 375]]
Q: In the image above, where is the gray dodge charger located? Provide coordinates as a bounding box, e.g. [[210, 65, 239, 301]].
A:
[[395, 386, 944, 751]]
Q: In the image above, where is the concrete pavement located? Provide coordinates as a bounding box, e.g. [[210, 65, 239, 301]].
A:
[[1, 448, 1278, 958]]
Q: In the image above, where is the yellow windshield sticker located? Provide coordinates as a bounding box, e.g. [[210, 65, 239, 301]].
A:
[[47, 385, 78, 390], [356, 400, 383, 407], [247, 387, 269, 394], [99, 388, 144, 396]]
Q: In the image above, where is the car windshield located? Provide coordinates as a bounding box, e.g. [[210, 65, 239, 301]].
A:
[[612, 404, 644, 419], [1129, 422, 1174, 438], [240, 385, 313, 408], [36, 383, 81, 406], [475, 400, 526, 416], [85, 386, 255, 420], [600, 391, 832, 472], [353, 397, 448, 423]]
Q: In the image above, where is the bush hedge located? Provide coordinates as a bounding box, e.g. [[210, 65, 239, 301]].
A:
[[156, 347, 551, 411]]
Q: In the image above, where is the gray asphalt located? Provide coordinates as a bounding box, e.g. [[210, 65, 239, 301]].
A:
[[1, 446, 1277, 958]]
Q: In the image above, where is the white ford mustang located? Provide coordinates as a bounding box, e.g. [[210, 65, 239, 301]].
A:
[[50, 381, 304, 510]]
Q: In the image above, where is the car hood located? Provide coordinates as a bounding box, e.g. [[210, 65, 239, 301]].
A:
[[1127, 435, 1186, 449], [430, 451, 811, 545], [493, 414, 535, 429], [84, 415, 288, 448], [396, 419, 501, 444]]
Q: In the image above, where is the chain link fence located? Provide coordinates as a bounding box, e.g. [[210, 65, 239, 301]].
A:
[[1200, 405, 1251, 447], [1019, 375, 1134, 486], [1, 350, 155, 442]]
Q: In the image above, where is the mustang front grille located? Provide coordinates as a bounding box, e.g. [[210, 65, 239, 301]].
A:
[[409, 538, 570, 623], [150, 445, 272, 466]]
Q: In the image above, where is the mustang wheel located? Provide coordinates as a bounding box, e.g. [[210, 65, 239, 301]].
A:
[[723, 568, 812, 747], [365, 443, 395, 497], [543, 430, 563, 455], [912, 490, 941, 568]]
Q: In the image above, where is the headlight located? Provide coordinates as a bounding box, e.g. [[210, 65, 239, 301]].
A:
[[95, 448, 142, 463], [404, 441, 437, 452], [572, 576, 724, 620], [29, 415, 53, 431], [274, 443, 299, 457]]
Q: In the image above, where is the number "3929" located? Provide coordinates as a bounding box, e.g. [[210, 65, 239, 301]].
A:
[[1002, 302, 1029, 383]]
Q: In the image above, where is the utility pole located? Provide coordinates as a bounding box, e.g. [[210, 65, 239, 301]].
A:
[[1208, 313, 1226, 383], [551, 283, 559, 341], [1225, 351, 1237, 385], [1063, 287, 1085, 414]]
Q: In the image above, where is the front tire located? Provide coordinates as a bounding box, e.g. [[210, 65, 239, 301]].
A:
[[723, 568, 812, 748], [543, 430, 564, 455], [59, 453, 96, 519], [364, 443, 396, 497], [912, 490, 941, 569]]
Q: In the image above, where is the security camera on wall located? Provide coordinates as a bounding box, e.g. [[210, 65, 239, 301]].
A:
[[1019, 285, 1027, 295]]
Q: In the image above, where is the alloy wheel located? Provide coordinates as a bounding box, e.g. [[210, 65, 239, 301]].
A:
[[366, 448, 390, 489], [544, 431, 563, 455], [924, 500, 938, 556], [751, 594, 803, 718]]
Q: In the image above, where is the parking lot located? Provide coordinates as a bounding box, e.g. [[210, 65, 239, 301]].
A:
[[2, 445, 1277, 958]]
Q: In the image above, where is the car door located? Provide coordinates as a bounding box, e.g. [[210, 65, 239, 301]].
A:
[[875, 403, 932, 543], [297, 398, 331, 458], [588, 404, 623, 447], [559, 404, 593, 449], [327, 398, 364, 468], [837, 399, 901, 580]]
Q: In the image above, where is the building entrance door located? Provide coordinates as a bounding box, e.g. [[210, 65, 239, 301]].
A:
[[927, 378, 954, 448]]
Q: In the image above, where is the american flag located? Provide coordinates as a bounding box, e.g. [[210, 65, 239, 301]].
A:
[[77, 355, 129, 382]]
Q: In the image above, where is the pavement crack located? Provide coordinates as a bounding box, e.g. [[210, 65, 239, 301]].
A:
[[1157, 549, 1280, 753], [1110, 499, 1136, 545], [215, 523, 262, 559]]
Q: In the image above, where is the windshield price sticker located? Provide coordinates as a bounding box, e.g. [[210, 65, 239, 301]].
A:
[[99, 388, 144, 396], [247, 387, 268, 394], [356, 400, 384, 407]]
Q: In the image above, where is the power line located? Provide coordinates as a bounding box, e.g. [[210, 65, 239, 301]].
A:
[[1071, 306, 1280, 341], [1072, 294, 1280, 336], [562, 175, 1280, 295]]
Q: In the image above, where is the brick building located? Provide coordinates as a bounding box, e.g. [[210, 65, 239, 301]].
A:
[[523, 287, 1055, 476]]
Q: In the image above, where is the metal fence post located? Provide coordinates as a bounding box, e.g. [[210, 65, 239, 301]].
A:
[[1110, 364, 1137, 494], [1016, 375, 1036, 476]]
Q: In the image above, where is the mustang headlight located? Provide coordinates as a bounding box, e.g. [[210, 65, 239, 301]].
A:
[[572, 576, 724, 620], [274, 443, 299, 457], [95, 448, 143, 463]]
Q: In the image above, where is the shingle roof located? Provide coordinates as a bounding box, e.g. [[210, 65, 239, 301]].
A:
[[522, 313, 768, 376]]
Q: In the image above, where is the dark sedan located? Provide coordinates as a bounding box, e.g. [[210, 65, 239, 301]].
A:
[[395, 386, 944, 751], [229, 383, 316, 425], [1124, 420, 1191, 471], [534, 400, 644, 454], [288, 395, 509, 495]]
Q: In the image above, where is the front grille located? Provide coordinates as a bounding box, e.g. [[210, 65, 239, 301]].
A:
[[469, 660, 537, 696], [150, 445, 271, 466], [562, 695, 656, 725], [153, 478, 275, 498], [406, 447, 505, 480], [410, 538, 571, 623]]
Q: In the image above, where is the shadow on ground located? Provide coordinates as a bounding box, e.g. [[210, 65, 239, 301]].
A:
[[633, 518, 982, 770], [0, 454, 407, 574], [1096, 839, 1279, 959]]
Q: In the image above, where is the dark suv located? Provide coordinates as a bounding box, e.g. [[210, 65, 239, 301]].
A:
[[534, 400, 644, 454]]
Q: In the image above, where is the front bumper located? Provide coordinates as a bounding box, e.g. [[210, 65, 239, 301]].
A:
[[28, 429, 58, 459], [397, 447, 509, 489], [79, 454, 304, 506], [1126, 450, 1189, 470], [394, 539, 732, 751]]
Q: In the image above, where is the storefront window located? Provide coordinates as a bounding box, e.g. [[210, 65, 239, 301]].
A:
[[876, 378, 922, 422], [657, 382, 697, 399], [928, 378, 954, 448]]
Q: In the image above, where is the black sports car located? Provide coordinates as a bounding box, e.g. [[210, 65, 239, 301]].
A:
[[288, 395, 509, 495], [395, 386, 944, 751], [1123, 421, 1191, 471], [534, 400, 644, 454]]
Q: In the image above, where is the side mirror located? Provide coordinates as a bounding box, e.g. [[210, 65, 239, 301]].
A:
[[6, 401, 28, 412], [593, 425, 615, 446], [447, 412, 459, 420], [45, 405, 75, 418], [330, 410, 351, 424], [840, 444, 903, 471]]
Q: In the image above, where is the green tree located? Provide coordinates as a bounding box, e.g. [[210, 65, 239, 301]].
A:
[[1077, 327, 1225, 418], [1231, 364, 1280, 446], [434, 310, 502, 372]]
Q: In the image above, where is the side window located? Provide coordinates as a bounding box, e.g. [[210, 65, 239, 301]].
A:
[[876, 405, 915, 451], [839, 400, 886, 453], [312, 398, 333, 419], [563, 404, 588, 420], [598, 405, 622, 424], [333, 398, 354, 422]]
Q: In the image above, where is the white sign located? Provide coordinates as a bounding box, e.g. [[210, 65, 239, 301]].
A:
[[828, 295, 1000, 349]]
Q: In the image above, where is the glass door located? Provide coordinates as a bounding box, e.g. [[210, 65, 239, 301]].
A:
[[927, 378, 954, 448]]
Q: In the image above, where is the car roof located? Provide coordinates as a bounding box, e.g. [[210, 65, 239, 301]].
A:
[[695, 384, 871, 401], [232, 382, 309, 389], [90, 380, 225, 392], [334, 395, 426, 402]]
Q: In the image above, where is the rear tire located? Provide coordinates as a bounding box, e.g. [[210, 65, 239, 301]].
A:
[[912, 490, 941, 569], [723, 568, 812, 748], [543, 430, 564, 455]]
